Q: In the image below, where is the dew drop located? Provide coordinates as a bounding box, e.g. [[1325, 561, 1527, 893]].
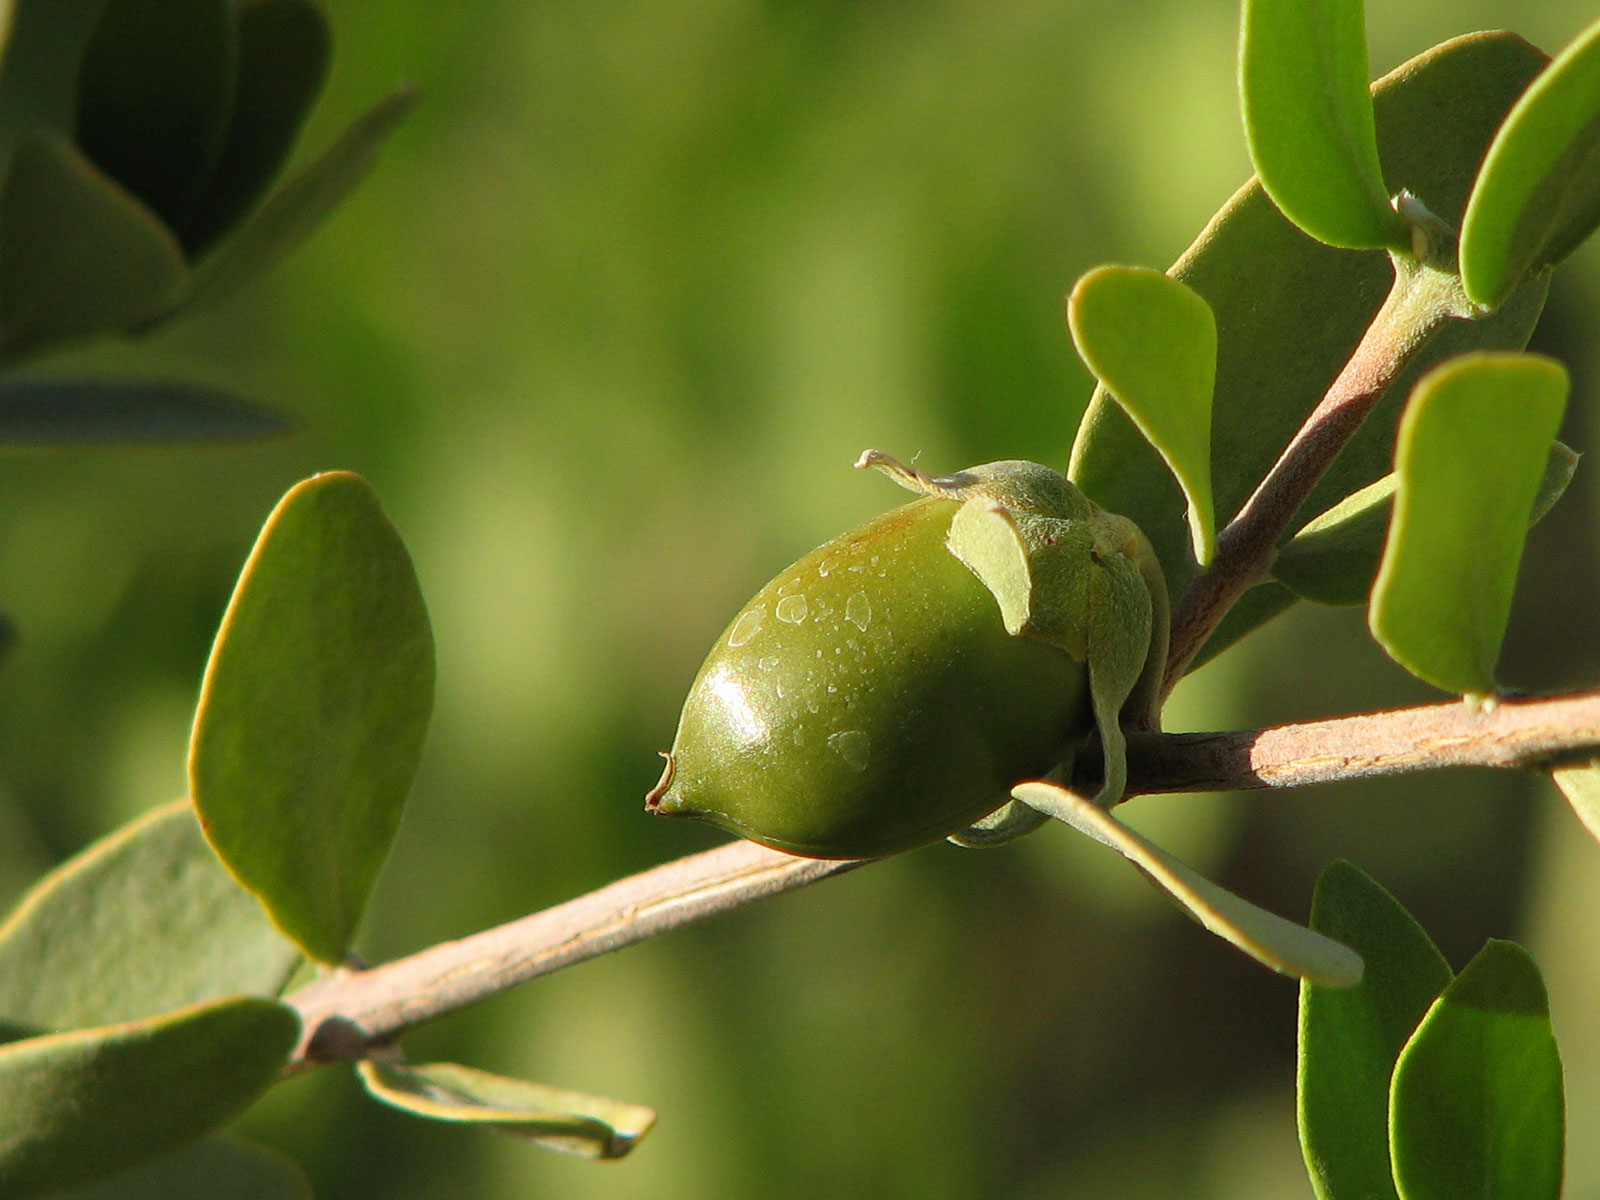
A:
[[828, 729, 871, 771], [758, 656, 779, 672], [728, 606, 764, 648], [846, 591, 871, 632], [776, 594, 809, 624]]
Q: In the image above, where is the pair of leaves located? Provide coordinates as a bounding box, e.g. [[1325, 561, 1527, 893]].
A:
[[1244, 0, 1600, 309], [1299, 862, 1563, 1200], [0, 803, 302, 1197]]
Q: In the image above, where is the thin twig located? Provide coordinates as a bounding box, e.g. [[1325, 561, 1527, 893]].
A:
[[284, 688, 1600, 1068]]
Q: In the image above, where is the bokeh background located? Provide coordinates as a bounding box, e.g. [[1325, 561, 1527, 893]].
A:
[[2, 0, 1600, 1196]]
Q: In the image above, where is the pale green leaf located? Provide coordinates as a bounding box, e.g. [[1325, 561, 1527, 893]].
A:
[[189, 472, 435, 963], [1551, 760, 1600, 845], [1067, 265, 1217, 564], [0, 800, 300, 1031], [1370, 353, 1568, 696], [357, 1059, 657, 1160], [1013, 781, 1363, 985]]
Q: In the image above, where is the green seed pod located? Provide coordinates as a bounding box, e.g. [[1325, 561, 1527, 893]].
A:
[[647, 453, 1167, 859]]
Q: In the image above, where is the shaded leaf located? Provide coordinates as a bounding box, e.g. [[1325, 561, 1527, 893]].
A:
[[1551, 760, 1600, 845], [1070, 33, 1550, 662], [1461, 17, 1600, 310], [1298, 861, 1452, 1200], [58, 1136, 311, 1200], [0, 800, 300, 1032], [185, 0, 332, 254], [1083, 551, 1152, 805], [1239, 0, 1407, 250], [357, 1059, 657, 1160], [1067, 265, 1217, 564], [1369, 353, 1568, 696], [1275, 439, 1577, 606], [1012, 781, 1363, 985], [0, 376, 288, 444], [0, 996, 298, 1199], [189, 472, 435, 963], [1390, 941, 1563, 1200], [0, 133, 186, 359], [74, 0, 237, 234], [181, 86, 417, 314]]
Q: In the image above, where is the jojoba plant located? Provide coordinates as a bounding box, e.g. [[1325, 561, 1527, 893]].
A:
[[5, 0, 1600, 1197]]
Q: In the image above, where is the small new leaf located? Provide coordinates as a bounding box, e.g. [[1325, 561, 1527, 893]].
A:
[[1369, 353, 1568, 697], [357, 1060, 657, 1160], [1460, 17, 1600, 310]]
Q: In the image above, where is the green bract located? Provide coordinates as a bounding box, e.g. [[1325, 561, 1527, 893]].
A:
[[648, 454, 1167, 859]]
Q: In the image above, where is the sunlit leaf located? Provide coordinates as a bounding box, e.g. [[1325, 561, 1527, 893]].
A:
[[0, 376, 288, 444], [190, 473, 434, 964], [0, 996, 298, 1199], [1389, 941, 1563, 1200], [74, 0, 236, 235], [1551, 760, 1600, 846], [0, 133, 186, 359], [1239, 0, 1407, 250], [1460, 17, 1600, 310], [58, 1137, 311, 1200], [357, 1059, 657, 1160], [1298, 861, 1452, 1200], [180, 86, 417, 314], [1070, 33, 1549, 663], [0, 800, 300, 1031], [1369, 353, 1568, 696], [1274, 439, 1576, 606], [185, 0, 331, 253], [1012, 781, 1363, 985], [1067, 265, 1217, 564]]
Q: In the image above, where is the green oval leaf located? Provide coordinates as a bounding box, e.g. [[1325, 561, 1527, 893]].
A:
[[74, 0, 237, 236], [1275, 439, 1576, 606], [0, 996, 298, 1199], [0, 376, 288, 444], [1067, 265, 1217, 565], [1070, 33, 1550, 663], [189, 472, 435, 964], [1461, 17, 1600, 310], [1369, 353, 1568, 697], [58, 1137, 312, 1200], [1239, 0, 1407, 251], [1297, 861, 1452, 1200], [357, 1059, 657, 1160], [185, 0, 331, 254], [1390, 941, 1563, 1200], [1013, 781, 1363, 985], [179, 86, 417, 316], [0, 133, 187, 360], [0, 800, 300, 1031]]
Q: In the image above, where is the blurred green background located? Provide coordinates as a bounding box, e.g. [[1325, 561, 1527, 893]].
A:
[[3, 0, 1600, 1196]]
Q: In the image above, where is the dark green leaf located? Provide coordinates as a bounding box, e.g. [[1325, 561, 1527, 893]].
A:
[[0, 800, 300, 1032], [181, 87, 417, 314], [0, 376, 288, 444], [1067, 265, 1217, 564], [1239, 0, 1407, 250], [1460, 18, 1600, 310], [1298, 861, 1452, 1200], [1390, 941, 1563, 1200], [357, 1059, 657, 1160], [1369, 353, 1568, 696], [1070, 33, 1550, 664], [1274, 439, 1577, 606], [0, 996, 298, 1199], [189, 472, 435, 963], [185, 0, 331, 254], [0, 133, 187, 359], [58, 1137, 312, 1200], [74, 0, 237, 234]]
